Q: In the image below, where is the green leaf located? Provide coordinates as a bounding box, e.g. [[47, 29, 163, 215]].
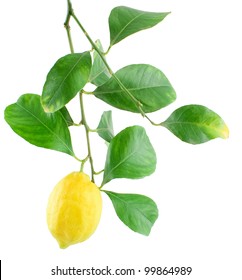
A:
[[162, 105, 229, 144], [102, 125, 156, 186], [4, 94, 75, 156], [97, 111, 114, 142], [89, 40, 111, 86], [94, 64, 176, 113], [104, 191, 158, 236], [59, 106, 74, 126], [41, 52, 92, 113], [109, 6, 170, 46]]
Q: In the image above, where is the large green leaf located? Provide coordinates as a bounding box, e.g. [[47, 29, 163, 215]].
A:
[[97, 111, 114, 142], [102, 125, 156, 186], [4, 94, 75, 156], [104, 191, 158, 236], [162, 105, 229, 144], [89, 40, 111, 86], [109, 6, 170, 46], [94, 64, 176, 113], [42, 52, 91, 113]]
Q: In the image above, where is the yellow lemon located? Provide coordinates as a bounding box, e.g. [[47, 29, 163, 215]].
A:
[[47, 172, 102, 248]]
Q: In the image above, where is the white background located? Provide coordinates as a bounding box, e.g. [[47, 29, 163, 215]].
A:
[[0, 0, 241, 279]]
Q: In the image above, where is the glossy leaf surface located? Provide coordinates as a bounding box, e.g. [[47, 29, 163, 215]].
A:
[[94, 64, 176, 113], [4, 94, 75, 156], [109, 6, 170, 46], [102, 125, 156, 185], [97, 111, 114, 142], [89, 40, 111, 86], [42, 52, 91, 112], [162, 105, 229, 144], [59, 107, 74, 126], [104, 191, 158, 236]]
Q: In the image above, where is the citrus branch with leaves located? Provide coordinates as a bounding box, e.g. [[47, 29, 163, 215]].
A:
[[4, 0, 229, 248]]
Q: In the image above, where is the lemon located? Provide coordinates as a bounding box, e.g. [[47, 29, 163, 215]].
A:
[[47, 172, 102, 248]]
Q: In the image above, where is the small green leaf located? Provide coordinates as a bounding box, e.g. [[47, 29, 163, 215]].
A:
[[162, 105, 229, 144], [102, 125, 156, 185], [104, 191, 158, 236], [94, 64, 176, 113], [59, 106, 74, 126], [42, 52, 92, 112], [89, 40, 111, 86], [109, 6, 170, 46], [4, 94, 75, 156], [97, 111, 114, 142]]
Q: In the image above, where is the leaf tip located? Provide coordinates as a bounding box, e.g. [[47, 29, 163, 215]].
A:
[[41, 98, 54, 113], [221, 124, 229, 139], [43, 106, 51, 113]]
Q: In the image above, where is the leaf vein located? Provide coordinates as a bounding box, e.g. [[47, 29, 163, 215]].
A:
[[111, 12, 145, 45], [16, 102, 73, 155], [107, 192, 152, 225], [46, 54, 87, 108], [165, 121, 224, 134]]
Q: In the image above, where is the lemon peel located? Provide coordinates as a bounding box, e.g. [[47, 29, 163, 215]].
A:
[[47, 172, 102, 248]]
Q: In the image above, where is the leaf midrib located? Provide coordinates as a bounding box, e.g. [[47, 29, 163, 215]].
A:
[[104, 149, 137, 183], [46, 53, 87, 108], [111, 12, 145, 45], [17, 101, 74, 155], [164, 120, 225, 135], [90, 66, 110, 82], [95, 85, 171, 95], [103, 136, 144, 183], [106, 192, 152, 226]]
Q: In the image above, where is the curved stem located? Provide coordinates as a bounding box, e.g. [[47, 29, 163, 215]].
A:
[[80, 155, 89, 172], [82, 89, 94, 95], [104, 45, 111, 55], [73, 155, 86, 163], [80, 91, 95, 182], [144, 115, 162, 126], [94, 169, 104, 175], [64, 0, 74, 53]]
